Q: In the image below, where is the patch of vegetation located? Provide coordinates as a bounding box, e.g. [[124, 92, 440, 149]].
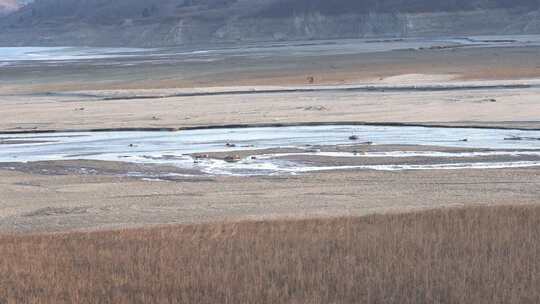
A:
[[1, 205, 540, 303]]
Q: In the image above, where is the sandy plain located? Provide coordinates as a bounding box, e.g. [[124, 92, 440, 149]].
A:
[[1, 166, 539, 233], [1, 46, 540, 132], [1, 43, 540, 233]]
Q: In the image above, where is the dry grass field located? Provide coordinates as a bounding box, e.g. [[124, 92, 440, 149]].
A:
[[1, 205, 540, 304]]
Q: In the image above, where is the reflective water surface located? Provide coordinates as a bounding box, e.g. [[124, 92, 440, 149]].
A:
[[1, 125, 540, 176]]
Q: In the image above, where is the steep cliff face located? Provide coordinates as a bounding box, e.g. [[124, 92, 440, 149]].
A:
[[0, 0, 539, 46], [0, 0, 20, 16]]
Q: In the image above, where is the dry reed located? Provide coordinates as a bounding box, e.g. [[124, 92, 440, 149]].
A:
[[1, 205, 540, 304]]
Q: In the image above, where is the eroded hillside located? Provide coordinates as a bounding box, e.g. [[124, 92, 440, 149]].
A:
[[0, 0, 539, 46]]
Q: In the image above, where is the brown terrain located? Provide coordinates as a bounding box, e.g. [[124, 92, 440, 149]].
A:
[[1, 205, 540, 303], [1, 46, 540, 133], [0, 41, 540, 302], [0, 44, 539, 232]]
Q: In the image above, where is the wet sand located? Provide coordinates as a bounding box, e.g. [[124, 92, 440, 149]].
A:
[[3, 45, 540, 92], [3, 143, 539, 176], [0, 141, 539, 233]]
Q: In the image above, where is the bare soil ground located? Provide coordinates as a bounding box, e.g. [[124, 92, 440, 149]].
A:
[[1, 46, 540, 132], [1, 85, 540, 132], [0, 43, 539, 234], [0, 165, 539, 233]]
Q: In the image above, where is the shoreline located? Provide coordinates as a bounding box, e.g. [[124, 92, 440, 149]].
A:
[[1, 121, 540, 135], [0, 40, 539, 233]]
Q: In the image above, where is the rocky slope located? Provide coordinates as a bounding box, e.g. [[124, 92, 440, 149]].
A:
[[0, 0, 539, 46]]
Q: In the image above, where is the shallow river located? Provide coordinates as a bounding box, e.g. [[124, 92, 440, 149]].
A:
[[2, 35, 540, 67], [1, 125, 540, 176]]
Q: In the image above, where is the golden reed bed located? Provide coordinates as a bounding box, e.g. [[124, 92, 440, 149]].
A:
[[1, 205, 539, 303]]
